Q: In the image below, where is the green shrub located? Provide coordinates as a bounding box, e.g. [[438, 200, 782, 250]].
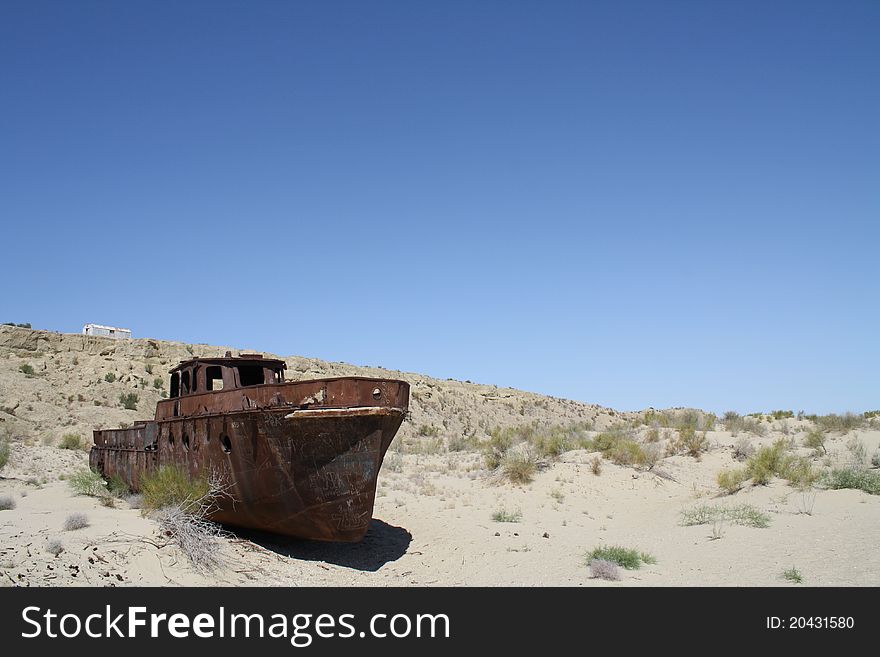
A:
[[19, 363, 35, 376], [153, 377, 163, 389], [119, 392, 139, 410], [140, 466, 210, 511], [0, 439, 9, 471], [501, 452, 536, 484], [746, 439, 789, 485], [533, 432, 570, 459], [675, 426, 708, 458], [803, 429, 826, 454], [492, 508, 522, 523], [608, 439, 646, 466], [586, 545, 655, 570], [815, 413, 863, 433], [770, 410, 794, 420], [145, 364, 154, 374], [104, 372, 117, 383], [417, 424, 440, 437], [68, 469, 107, 497], [781, 456, 821, 490], [588, 428, 629, 453], [106, 473, 130, 497], [822, 468, 880, 495], [717, 468, 749, 494], [58, 433, 82, 450], [783, 567, 803, 584]]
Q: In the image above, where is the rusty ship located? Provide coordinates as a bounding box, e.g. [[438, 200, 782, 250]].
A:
[[89, 353, 409, 542]]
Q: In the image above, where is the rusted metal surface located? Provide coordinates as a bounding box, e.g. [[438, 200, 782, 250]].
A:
[[90, 356, 409, 542]]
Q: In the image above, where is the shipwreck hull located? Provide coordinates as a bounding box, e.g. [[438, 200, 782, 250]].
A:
[[91, 376, 409, 541]]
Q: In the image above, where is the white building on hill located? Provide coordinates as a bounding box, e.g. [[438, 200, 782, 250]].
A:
[[82, 324, 132, 339]]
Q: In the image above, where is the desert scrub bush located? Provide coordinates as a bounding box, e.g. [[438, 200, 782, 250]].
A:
[[19, 363, 35, 376], [723, 411, 742, 433], [590, 455, 602, 475], [532, 432, 569, 459], [492, 508, 522, 523], [586, 427, 650, 467], [151, 471, 229, 572], [587, 545, 655, 570], [845, 437, 867, 469], [104, 372, 116, 383], [589, 558, 620, 581], [119, 392, 139, 410], [804, 429, 827, 455], [58, 433, 82, 450], [726, 412, 767, 437], [63, 512, 89, 531], [822, 468, 880, 495], [106, 473, 130, 497], [607, 439, 647, 467], [46, 538, 64, 556], [482, 429, 516, 470], [0, 494, 16, 510], [68, 469, 107, 497], [745, 439, 790, 485], [680, 503, 770, 528], [770, 410, 794, 420], [145, 364, 153, 374], [588, 427, 630, 453], [153, 377, 163, 389], [732, 437, 754, 461], [0, 438, 9, 471], [783, 567, 803, 584], [447, 434, 479, 452], [140, 465, 210, 511], [674, 426, 708, 458], [643, 409, 714, 431], [125, 493, 144, 509], [815, 412, 863, 433], [500, 451, 537, 484], [717, 468, 749, 495], [417, 424, 440, 437], [781, 456, 821, 490], [398, 436, 444, 455]]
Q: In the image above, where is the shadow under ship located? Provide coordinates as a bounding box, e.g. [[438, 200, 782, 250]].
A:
[[89, 354, 409, 542]]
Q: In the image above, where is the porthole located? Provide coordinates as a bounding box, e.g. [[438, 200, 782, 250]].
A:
[[372, 387, 381, 400], [220, 434, 232, 454]]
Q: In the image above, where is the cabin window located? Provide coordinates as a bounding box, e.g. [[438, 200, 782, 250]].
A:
[[273, 367, 284, 383], [237, 365, 265, 387], [181, 370, 191, 394], [206, 366, 224, 391], [191, 367, 200, 393], [170, 373, 180, 398]]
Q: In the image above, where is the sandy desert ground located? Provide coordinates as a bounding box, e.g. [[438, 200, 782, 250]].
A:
[[1, 326, 878, 586]]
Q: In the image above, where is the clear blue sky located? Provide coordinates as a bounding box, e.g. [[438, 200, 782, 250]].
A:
[[1, 1, 877, 414]]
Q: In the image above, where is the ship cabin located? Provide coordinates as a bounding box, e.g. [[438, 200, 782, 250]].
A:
[[168, 354, 286, 398]]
